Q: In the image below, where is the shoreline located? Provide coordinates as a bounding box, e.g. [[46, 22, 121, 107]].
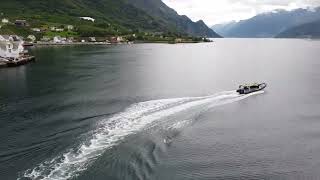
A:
[[34, 42, 113, 46], [33, 40, 211, 47]]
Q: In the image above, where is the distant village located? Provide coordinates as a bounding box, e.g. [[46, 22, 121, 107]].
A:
[[0, 16, 134, 67], [0, 17, 131, 44], [0, 16, 210, 67]]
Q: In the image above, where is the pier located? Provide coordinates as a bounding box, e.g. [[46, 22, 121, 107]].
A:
[[0, 56, 35, 68]]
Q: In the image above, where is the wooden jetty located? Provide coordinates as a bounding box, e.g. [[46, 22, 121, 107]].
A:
[[0, 56, 35, 68]]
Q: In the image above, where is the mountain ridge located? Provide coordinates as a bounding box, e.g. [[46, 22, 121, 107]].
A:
[[211, 7, 320, 38], [276, 19, 320, 38]]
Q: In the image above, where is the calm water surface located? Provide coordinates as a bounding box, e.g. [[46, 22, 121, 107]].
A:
[[1, 39, 320, 180]]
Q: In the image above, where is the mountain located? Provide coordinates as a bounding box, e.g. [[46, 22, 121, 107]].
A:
[[276, 19, 320, 38], [0, 0, 220, 37], [126, 0, 221, 37], [211, 7, 320, 38], [211, 21, 237, 36], [0, 0, 167, 35]]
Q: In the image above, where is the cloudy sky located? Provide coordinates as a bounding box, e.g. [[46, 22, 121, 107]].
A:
[[162, 0, 320, 25]]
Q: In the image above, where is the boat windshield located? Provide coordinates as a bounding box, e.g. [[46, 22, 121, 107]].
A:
[[239, 83, 260, 89]]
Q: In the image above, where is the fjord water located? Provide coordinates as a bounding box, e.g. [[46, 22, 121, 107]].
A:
[[1, 39, 320, 179]]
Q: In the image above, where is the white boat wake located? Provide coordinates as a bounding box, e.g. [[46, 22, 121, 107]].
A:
[[20, 90, 263, 180]]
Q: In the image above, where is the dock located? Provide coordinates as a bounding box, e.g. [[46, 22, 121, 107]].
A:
[[0, 56, 35, 68]]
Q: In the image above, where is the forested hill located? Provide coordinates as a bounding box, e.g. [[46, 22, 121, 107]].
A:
[[0, 0, 220, 37]]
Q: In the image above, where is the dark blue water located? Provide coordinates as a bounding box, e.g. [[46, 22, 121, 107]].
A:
[[1, 39, 320, 180]]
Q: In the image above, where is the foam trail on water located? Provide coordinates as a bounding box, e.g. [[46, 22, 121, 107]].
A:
[[20, 90, 263, 180]]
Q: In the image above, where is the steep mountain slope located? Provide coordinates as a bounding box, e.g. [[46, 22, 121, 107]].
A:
[[212, 7, 320, 38], [276, 19, 320, 38], [126, 0, 221, 37], [0, 0, 169, 33], [0, 0, 220, 37], [211, 21, 237, 37]]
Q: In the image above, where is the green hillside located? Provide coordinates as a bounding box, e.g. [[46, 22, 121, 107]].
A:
[[0, 0, 220, 38], [0, 0, 169, 35], [126, 0, 221, 37]]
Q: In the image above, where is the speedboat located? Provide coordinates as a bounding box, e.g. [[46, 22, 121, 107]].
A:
[[236, 83, 267, 94]]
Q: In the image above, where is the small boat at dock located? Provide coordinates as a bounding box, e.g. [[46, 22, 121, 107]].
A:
[[22, 42, 34, 47], [236, 83, 267, 94]]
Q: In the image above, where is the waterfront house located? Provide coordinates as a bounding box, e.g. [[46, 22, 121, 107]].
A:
[[1, 18, 9, 24], [53, 36, 67, 43], [41, 36, 51, 42], [15, 20, 28, 27], [80, 17, 95, 22], [0, 35, 22, 42], [53, 36, 62, 43], [110, 36, 124, 43], [175, 38, 183, 43], [117, 36, 124, 42], [0, 36, 25, 59], [110, 37, 117, 43], [89, 37, 96, 42], [67, 37, 74, 43]]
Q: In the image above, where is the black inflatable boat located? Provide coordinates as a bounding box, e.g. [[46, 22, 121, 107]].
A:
[[236, 83, 267, 94]]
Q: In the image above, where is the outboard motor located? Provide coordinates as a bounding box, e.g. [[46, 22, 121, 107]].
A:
[[237, 89, 244, 94]]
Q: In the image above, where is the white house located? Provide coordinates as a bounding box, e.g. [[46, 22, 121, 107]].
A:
[[89, 37, 96, 42], [53, 36, 62, 43], [1, 18, 9, 23], [27, 35, 36, 42], [67, 25, 74, 30], [0, 35, 25, 59], [117, 36, 124, 42], [53, 36, 67, 43], [55, 28, 64, 32], [50, 26, 56, 31], [31, 28, 41, 32], [80, 17, 95, 22], [0, 35, 22, 42]]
